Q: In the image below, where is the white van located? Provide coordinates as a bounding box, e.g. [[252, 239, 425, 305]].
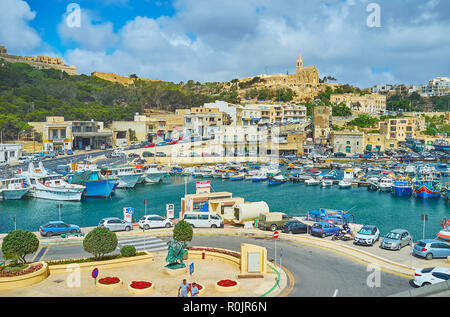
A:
[[182, 212, 224, 228]]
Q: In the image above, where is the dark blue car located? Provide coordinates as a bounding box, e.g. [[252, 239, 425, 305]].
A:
[[39, 221, 81, 237], [311, 222, 340, 238]]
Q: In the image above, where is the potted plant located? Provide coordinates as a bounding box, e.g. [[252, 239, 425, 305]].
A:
[[96, 276, 123, 290], [128, 280, 154, 295]]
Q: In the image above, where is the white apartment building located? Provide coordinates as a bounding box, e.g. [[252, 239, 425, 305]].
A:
[[0, 144, 22, 164]]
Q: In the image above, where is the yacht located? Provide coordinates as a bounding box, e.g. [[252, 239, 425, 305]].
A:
[[378, 178, 393, 192]]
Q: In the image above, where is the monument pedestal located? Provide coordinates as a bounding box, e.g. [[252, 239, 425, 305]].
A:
[[163, 264, 188, 276]]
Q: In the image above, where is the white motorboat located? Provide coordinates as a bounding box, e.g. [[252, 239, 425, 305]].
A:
[[18, 163, 85, 201], [378, 177, 393, 192], [321, 179, 334, 187], [338, 180, 352, 189], [305, 177, 320, 186]]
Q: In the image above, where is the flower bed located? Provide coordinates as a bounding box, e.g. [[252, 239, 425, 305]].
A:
[[96, 276, 123, 290], [188, 283, 204, 296], [47, 252, 147, 266], [128, 280, 154, 295], [215, 279, 240, 293], [0, 264, 42, 278]]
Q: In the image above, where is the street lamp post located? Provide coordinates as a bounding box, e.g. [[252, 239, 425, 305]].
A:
[[57, 203, 63, 221]]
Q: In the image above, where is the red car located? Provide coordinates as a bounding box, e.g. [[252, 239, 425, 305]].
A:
[[144, 143, 156, 148], [168, 141, 178, 145]]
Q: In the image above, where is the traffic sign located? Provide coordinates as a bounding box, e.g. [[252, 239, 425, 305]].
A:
[[189, 262, 194, 275], [92, 268, 99, 279], [273, 231, 279, 239]]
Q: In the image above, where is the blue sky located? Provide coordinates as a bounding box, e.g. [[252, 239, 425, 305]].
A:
[[1, 0, 449, 88]]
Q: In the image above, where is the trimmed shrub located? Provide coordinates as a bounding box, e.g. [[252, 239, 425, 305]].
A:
[[120, 245, 136, 257], [173, 220, 193, 247], [1, 230, 39, 264], [83, 227, 118, 260]]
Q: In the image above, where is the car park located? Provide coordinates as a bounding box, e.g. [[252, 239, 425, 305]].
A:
[[310, 222, 340, 238], [413, 267, 450, 287], [39, 221, 81, 237], [139, 215, 173, 229], [182, 212, 223, 228], [413, 239, 450, 260], [354, 225, 380, 246], [99, 217, 133, 232], [380, 229, 412, 250]]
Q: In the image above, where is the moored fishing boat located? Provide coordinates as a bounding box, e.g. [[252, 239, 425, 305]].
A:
[[436, 218, 450, 241], [230, 173, 245, 181], [18, 163, 85, 201], [101, 166, 143, 188], [393, 179, 413, 196], [268, 174, 286, 185], [413, 178, 441, 199], [0, 178, 29, 200]]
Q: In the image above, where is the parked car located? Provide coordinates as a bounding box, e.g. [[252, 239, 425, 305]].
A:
[[354, 225, 380, 246], [66, 149, 74, 155], [156, 152, 167, 157], [167, 141, 178, 145], [258, 212, 290, 231], [144, 143, 156, 148], [157, 142, 168, 146], [143, 151, 155, 157], [39, 221, 81, 237], [182, 212, 223, 228], [99, 217, 132, 232], [189, 152, 200, 157], [201, 152, 211, 157], [281, 221, 310, 234], [139, 215, 173, 229], [128, 153, 140, 158], [413, 239, 450, 260], [380, 229, 412, 250], [334, 152, 347, 158], [177, 153, 187, 157], [310, 222, 340, 238], [412, 267, 450, 287]]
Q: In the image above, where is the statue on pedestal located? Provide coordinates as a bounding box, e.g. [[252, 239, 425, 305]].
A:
[[165, 239, 187, 270]]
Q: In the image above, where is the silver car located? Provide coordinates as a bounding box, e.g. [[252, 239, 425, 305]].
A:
[[99, 217, 133, 232], [380, 229, 412, 250]]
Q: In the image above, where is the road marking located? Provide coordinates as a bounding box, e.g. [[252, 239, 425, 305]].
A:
[[32, 246, 48, 262], [117, 237, 168, 252]]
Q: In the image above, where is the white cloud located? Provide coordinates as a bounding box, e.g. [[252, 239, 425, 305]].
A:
[[58, 9, 118, 51], [0, 0, 42, 53], [59, 0, 450, 87]]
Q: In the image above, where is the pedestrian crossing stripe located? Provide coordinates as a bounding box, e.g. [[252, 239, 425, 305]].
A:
[[117, 237, 168, 252]]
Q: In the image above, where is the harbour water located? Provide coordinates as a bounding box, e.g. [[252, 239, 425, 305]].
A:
[[1, 175, 449, 240]]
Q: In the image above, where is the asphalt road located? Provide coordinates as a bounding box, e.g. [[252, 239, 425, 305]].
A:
[[21, 234, 412, 297]]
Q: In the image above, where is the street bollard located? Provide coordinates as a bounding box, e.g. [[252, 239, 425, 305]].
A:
[[202, 250, 205, 260]]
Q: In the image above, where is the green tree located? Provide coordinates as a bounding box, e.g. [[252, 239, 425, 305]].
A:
[[173, 220, 193, 247], [1, 230, 39, 264], [83, 227, 118, 260]]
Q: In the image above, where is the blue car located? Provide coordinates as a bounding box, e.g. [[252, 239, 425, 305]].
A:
[[413, 239, 450, 260], [310, 222, 340, 238], [39, 221, 81, 237], [157, 142, 168, 146]]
